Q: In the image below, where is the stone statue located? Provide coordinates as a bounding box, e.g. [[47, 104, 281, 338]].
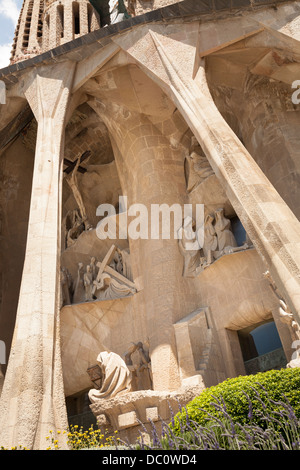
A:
[[124, 341, 152, 391], [65, 209, 85, 248], [109, 0, 131, 24], [90, 257, 98, 281], [88, 351, 132, 403], [60, 266, 72, 307], [178, 217, 201, 278], [202, 213, 218, 265], [93, 272, 136, 300], [83, 265, 94, 302], [66, 157, 92, 233], [108, 248, 132, 281], [264, 270, 300, 367], [184, 137, 214, 193], [184, 152, 214, 193], [116, 247, 133, 281], [73, 262, 85, 304], [214, 208, 237, 252], [110, 251, 123, 274]]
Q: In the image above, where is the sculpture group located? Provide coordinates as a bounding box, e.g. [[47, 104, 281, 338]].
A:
[[60, 245, 136, 307], [179, 207, 250, 278], [87, 342, 152, 404]]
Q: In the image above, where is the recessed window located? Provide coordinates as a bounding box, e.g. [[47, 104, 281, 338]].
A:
[[22, 0, 34, 48], [238, 320, 286, 374], [57, 4, 64, 39], [73, 2, 80, 35], [230, 216, 247, 247], [87, 4, 93, 33]]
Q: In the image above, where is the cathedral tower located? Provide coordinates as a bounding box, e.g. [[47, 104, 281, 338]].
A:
[[10, 0, 44, 63], [10, 0, 100, 64]]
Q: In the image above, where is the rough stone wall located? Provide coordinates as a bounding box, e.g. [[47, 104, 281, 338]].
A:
[[126, 0, 180, 16], [43, 0, 100, 51]]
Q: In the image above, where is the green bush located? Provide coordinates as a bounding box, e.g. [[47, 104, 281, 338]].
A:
[[172, 368, 300, 435]]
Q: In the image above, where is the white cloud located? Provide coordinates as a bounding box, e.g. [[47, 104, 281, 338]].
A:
[[0, 0, 20, 25], [0, 43, 12, 69]]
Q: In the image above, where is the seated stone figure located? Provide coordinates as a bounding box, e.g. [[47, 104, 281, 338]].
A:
[[88, 351, 132, 403]]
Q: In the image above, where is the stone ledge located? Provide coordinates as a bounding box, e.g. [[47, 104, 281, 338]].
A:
[[90, 384, 204, 442]]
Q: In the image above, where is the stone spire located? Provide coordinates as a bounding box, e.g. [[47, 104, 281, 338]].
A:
[[10, 0, 100, 64], [10, 0, 44, 64]]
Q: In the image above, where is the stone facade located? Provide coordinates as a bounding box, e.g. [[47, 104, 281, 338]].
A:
[[0, 0, 300, 449], [10, 0, 100, 64]]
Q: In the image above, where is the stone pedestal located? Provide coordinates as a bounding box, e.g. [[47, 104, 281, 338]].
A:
[[90, 385, 204, 446]]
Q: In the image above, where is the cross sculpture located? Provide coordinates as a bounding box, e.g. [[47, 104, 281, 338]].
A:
[[92, 244, 136, 295], [63, 150, 91, 174]]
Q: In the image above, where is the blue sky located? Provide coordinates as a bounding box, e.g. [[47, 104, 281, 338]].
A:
[[0, 0, 22, 68]]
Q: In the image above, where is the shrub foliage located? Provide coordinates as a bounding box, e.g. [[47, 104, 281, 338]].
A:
[[172, 368, 300, 434]]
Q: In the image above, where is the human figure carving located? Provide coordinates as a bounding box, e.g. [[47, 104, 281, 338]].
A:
[[178, 217, 201, 278], [124, 341, 152, 391], [73, 262, 85, 303], [214, 208, 237, 251], [203, 213, 218, 265], [65, 209, 85, 248], [88, 351, 132, 403], [60, 266, 72, 307], [90, 257, 98, 281], [184, 152, 215, 193], [110, 251, 123, 274], [116, 247, 133, 281], [66, 157, 92, 232], [83, 265, 94, 302], [184, 137, 214, 193], [264, 270, 300, 367], [93, 272, 136, 300]]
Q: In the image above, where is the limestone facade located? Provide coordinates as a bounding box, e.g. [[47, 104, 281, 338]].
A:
[[10, 0, 100, 64], [0, 0, 300, 449]]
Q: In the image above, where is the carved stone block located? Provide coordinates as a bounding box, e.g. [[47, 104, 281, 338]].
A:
[[117, 411, 139, 429]]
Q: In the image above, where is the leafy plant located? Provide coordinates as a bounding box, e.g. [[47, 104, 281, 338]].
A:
[[117, 368, 300, 451], [171, 368, 300, 433]]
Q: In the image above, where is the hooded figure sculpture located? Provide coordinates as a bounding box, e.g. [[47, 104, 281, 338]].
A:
[[88, 351, 132, 403]]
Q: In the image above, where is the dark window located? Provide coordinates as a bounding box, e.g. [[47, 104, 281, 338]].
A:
[[238, 320, 286, 374], [73, 2, 80, 35]]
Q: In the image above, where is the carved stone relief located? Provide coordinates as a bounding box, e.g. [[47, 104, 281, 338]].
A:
[[65, 157, 93, 232], [178, 209, 250, 277], [184, 136, 215, 193], [60, 244, 136, 306], [124, 341, 152, 391], [60, 267, 73, 307], [264, 270, 300, 368], [88, 351, 132, 403]]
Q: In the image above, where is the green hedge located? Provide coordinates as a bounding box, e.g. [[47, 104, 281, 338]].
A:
[[172, 368, 300, 434]]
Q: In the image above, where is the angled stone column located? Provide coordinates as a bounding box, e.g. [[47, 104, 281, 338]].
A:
[[89, 99, 191, 392], [113, 28, 300, 324], [0, 62, 75, 450]]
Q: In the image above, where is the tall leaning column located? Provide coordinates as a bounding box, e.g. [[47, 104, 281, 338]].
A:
[[0, 61, 75, 450], [90, 99, 192, 392]]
